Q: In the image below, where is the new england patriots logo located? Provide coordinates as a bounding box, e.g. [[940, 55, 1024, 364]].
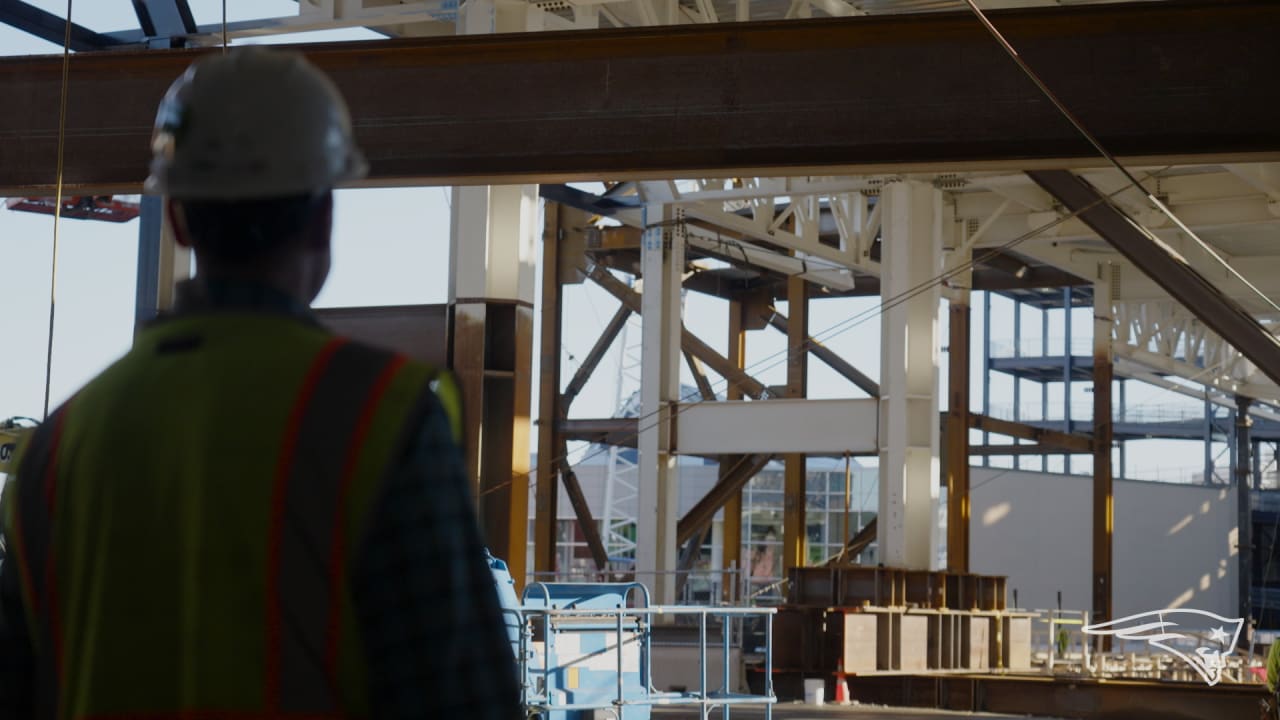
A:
[[1083, 609, 1243, 686]]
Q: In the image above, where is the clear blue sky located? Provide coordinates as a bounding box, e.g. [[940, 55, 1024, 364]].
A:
[[0, 1, 1216, 480]]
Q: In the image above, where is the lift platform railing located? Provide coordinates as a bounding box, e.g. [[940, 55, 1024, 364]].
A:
[[516, 581, 776, 719]]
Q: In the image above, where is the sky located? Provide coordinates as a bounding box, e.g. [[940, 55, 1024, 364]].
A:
[[0, 0, 1223, 482]]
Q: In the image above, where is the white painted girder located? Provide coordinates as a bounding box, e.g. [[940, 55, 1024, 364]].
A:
[[636, 203, 684, 604], [877, 180, 943, 571], [673, 398, 878, 455]]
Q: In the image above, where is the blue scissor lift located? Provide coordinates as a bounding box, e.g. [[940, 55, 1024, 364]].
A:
[[489, 554, 776, 719]]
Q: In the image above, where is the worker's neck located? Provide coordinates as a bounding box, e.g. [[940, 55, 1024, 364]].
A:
[[193, 252, 328, 308]]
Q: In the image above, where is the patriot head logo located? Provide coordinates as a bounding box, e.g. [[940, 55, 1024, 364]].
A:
[[1082, 609, 1243, 686]]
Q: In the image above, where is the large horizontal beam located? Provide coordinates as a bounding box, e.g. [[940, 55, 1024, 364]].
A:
[[678, 398, 878, 455], [561, 398, 879, 455], [1029, 169, 1280, 390], [5, 2, 1280, 193]]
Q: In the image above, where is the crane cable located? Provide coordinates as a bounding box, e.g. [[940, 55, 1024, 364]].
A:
[[964, 0, 1277, 652], [961, 0, 1280, 318], [42, 0, 74, 420]]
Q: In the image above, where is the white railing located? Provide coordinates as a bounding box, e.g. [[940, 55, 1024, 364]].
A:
[[517, 582, 777, 718], [985, 401, 1214, 425], [528, 569, 754, 606]]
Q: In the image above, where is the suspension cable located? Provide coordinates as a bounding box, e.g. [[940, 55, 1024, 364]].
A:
[[961, 0, 1280, 317], [42, 0, 74, 420]]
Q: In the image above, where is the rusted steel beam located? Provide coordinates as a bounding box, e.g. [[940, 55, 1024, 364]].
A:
[[559, 417, 637, 447], [968, 413, 1095, 454], [534, 203, 563, 576], [946, 300, 971, 573], [721, 299, 747, 602], [561, 304, 631, 409], [677, 453, 775, 546], [684, 351, 717, 401], [782, 274, 808, 571], [1029, 169, 1280, 389], [559, 439, 610, 571], [826, 516, 877, 565], [1237, 395, 1254, 629], [764, 309, 880, 397], [6, 2, 1280, 194], [1093, 335, 1114, 638], [586, 264, 771, 400]]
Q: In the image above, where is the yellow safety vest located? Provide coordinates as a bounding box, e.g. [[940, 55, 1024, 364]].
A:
[[2, 313, 460, 719]]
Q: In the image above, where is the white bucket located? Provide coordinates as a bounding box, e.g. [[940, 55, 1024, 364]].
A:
[[803, 678, 825, 706]]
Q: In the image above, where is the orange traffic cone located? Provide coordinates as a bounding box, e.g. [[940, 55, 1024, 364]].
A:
[[834, 676, 851, 706]]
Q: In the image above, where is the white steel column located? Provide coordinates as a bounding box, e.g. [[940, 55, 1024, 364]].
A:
[[451, 0, 540, 583], [877, 181, 943, 570], [637, 203, 684, 604]]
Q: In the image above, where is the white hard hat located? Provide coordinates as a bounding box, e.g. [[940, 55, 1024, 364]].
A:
[[145, 46, 368, 200]]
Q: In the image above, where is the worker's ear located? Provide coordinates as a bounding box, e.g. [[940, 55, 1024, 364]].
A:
[[166, 198, 194, 249]]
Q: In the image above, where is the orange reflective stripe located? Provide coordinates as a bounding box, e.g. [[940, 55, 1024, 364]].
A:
[[12, 401, 72, 713], [326, 353, 407, 672], [266, 337, 347, 711], [267, 339, 409, 714]]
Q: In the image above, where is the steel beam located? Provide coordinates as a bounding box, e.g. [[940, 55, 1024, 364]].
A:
[[559, 418, 637, 447], [133, 196, 163, 333], [684, 351, 717, 401], [946, 298, 971, 573], [1092, 267, 1115, 641], [637, 204, 684, 604], [677, 453, 775, 547], [1237, 395, 1254, 630], [562, 304, 631, 408], [878, 181, 942, 570], [1028, 169, 1280, 390], [0, 0, 125, 51], [721, 299, 746, 602], [967, 414, 1094, 454], [783, 273, 808, 572], [534, 202, 563, 578], [764, 310, 879, 397], [7, 2, 1280, 193], [699, 400, 878, 455], [449, 182, 538, 581], [133, 196, 191, 335], [831, 516, 877, 564], [587, 264, 771, 400], [559, 439, 609, 572]]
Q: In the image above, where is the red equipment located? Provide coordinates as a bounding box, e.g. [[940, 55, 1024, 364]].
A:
[[5, 196, 141, 223]]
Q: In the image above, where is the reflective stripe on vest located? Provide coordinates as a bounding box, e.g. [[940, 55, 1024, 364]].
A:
[[267, 337, 407, 714], [8, 403, 71, 719], [4, 317, 455, 719]]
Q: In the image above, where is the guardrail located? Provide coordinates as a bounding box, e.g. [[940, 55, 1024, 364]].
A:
[[516, 582, 777, 718]]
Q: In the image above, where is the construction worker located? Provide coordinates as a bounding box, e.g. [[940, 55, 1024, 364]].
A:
[[0, 47, 520, 718]]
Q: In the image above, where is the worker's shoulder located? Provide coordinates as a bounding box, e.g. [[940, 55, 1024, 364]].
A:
[[334, 337, 442, 376], [333, 336, 450, 399]]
